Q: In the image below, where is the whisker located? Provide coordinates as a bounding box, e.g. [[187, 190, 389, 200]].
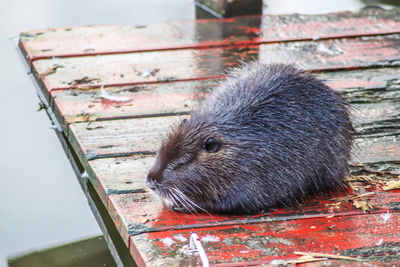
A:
[[167, 191, 179, 207], [173, 187, 211, 216], [171, 188, 195, 215]]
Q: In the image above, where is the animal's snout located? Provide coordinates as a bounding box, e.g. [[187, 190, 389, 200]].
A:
[[146, 168, 163, 191], [146, 178, 157, 191]]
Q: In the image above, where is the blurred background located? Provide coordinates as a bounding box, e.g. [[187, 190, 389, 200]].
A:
[[1, 0, 398, 266]]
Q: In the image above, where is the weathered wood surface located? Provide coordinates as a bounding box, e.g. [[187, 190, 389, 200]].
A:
[[51, 80, 212, 132], [19, 8, 400, 267], [68, 116, 400, 162], [86, 155, 154, 205], [130, 212, 400, 266], [19, 9, 400, 63], [50, 67, 400, 133], [32, 34, 400, 97], [87, 154, 400, 247], [108, 186, 400, 247], [86, 152, 400, 208]]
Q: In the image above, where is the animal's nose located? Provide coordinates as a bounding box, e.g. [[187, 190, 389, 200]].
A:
[[146, 169, 162, 191], [146, 178, 157, 191]]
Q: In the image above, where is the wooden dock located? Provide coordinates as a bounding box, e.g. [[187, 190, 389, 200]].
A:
[[19, 8, 400, 266]]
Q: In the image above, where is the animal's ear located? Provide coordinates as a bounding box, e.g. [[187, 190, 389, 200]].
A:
[[180, 118, 188, 127]]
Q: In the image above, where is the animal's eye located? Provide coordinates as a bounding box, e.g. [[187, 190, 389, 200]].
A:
[[203, 137, 221, 153]]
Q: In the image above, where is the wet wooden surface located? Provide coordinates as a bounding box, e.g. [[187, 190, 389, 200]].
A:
[[20, 8, 400, 266], [31, 34, 400, 94], [19, 9, 400, 63]]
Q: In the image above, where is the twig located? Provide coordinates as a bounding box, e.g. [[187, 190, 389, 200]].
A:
[[287, 256, 328, 264], [294, 251, 362, 262]]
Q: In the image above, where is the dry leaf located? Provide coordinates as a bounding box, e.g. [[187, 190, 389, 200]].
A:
[[66, 114, 99, 123], [352, 198, 372, 213], [39, 64, 63, 78], [383, 179, 400, 191], [68, 76, 101, 85]]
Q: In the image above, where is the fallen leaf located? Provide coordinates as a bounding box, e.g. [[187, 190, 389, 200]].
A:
[[352, 198, 372, 213], [68, 76, 101, 86], [39, 64, 63, 78], [383, 179, 400, 191]]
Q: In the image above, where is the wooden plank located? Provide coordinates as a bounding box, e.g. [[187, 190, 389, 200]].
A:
[[68, 115, 187, 162], [50, 80, 212, 133], [354, 135, 400, 164], [86, 155, 154, 205], [107, 186, 400, 246], [51, 67, 400, 133], [32, 34, 400, 96], [19, 9, 400, 64], [101, 164, 400, 245], [85, 152, 400, 207], [129, 212, 400, 266], [68, 113, 400, 163]]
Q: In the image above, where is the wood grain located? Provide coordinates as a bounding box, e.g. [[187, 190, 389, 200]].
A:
[[49, 67, 400, 133], [32, 34, 400, 97], [19, 8, 400, 63], [107, 186, 400, 246], [129, 212, 400, 266]]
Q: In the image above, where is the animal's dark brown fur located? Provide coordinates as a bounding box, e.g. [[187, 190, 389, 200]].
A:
[[146, 62, 354, 214]]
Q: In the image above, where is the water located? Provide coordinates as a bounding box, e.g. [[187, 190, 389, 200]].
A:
[[0, 0, 398, 266]]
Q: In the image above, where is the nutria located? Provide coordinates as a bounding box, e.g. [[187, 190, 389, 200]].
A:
[[146, 62, 354, 214]]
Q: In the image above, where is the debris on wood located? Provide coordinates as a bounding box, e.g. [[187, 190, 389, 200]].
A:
[[99, 85, 131, 102], [39, 64, 63, 78], [83, 45, 95, 52], [287, 255, 327, 264], [36, 102, 47, 112], [134, 68, 160, 78], [294, 251, 362, 261], [352, 198, 372, 213], [380, 211, 392, 223], [85, 125, 103, 130], [76, 86, 96, 91], [329, 192, 374, 213], [157, 76, 177, 82], [66, 112, 99, 123], [68, 76, 101, 86], [383, 179, 400, 191]]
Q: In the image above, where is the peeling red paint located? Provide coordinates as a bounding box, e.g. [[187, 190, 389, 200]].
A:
[[19, 10, 400, 64], [32, 35, 400, 93], [130, 212, 400, 266]]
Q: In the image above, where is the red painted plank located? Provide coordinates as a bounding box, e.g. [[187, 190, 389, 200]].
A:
[[68, 114, 400, 164], [50, 81, 212, 132], [107, 187, 400, 246], [129, 212, 400, 266], [86, 155, 154, 205], [32, 35, 400, 95], [50, 67, 400, 133], [67, 115, 187, 161], [19, 9, 400, 64]]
